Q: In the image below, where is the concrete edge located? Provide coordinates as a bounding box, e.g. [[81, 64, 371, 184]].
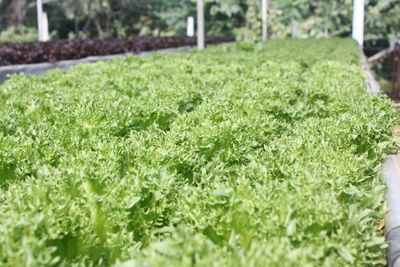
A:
[[361, 50, 380, 94], [361, 48, 400, 266], [368, 44, 400, 266], [382, 156, 400, 267]]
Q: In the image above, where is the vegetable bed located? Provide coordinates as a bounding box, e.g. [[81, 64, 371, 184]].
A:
[[0, 35, 234, 66], [0, 39, 396, 266]]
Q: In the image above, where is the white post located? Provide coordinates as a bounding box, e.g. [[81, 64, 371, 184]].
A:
[[42, 12, 49, 41], [187, 16, 194, 37], [261, 0, 268, 41], [36, 0, 44, 41], [291, 20, 298, 38], [197, 0, 205, 50], [352, 0, 364, 46]]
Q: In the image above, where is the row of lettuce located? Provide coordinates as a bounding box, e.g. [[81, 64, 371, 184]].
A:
[[0, 39, 396, 266], [0, 36, 234, 66]]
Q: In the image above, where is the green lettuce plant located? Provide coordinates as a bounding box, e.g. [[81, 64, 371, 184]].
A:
[[0, 38, 396, 266]]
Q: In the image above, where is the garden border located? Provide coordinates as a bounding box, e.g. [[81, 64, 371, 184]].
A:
[[361, 51, 379, 94], [0, 45, 195, 84], [367, 47, 400, 267], [383, 156, 400, 267]]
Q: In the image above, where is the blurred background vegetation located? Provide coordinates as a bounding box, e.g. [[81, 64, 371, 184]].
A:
[[0, 0, 398, 45]]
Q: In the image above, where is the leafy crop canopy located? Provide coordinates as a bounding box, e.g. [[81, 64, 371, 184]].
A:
[[0, 39, 396, 266]]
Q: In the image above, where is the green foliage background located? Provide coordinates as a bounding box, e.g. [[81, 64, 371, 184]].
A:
[[0, 0, 398, 43], [0, 39, 397, 266]]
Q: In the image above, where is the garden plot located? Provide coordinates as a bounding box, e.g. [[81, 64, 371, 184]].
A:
[[0, 39, 396, 266]]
